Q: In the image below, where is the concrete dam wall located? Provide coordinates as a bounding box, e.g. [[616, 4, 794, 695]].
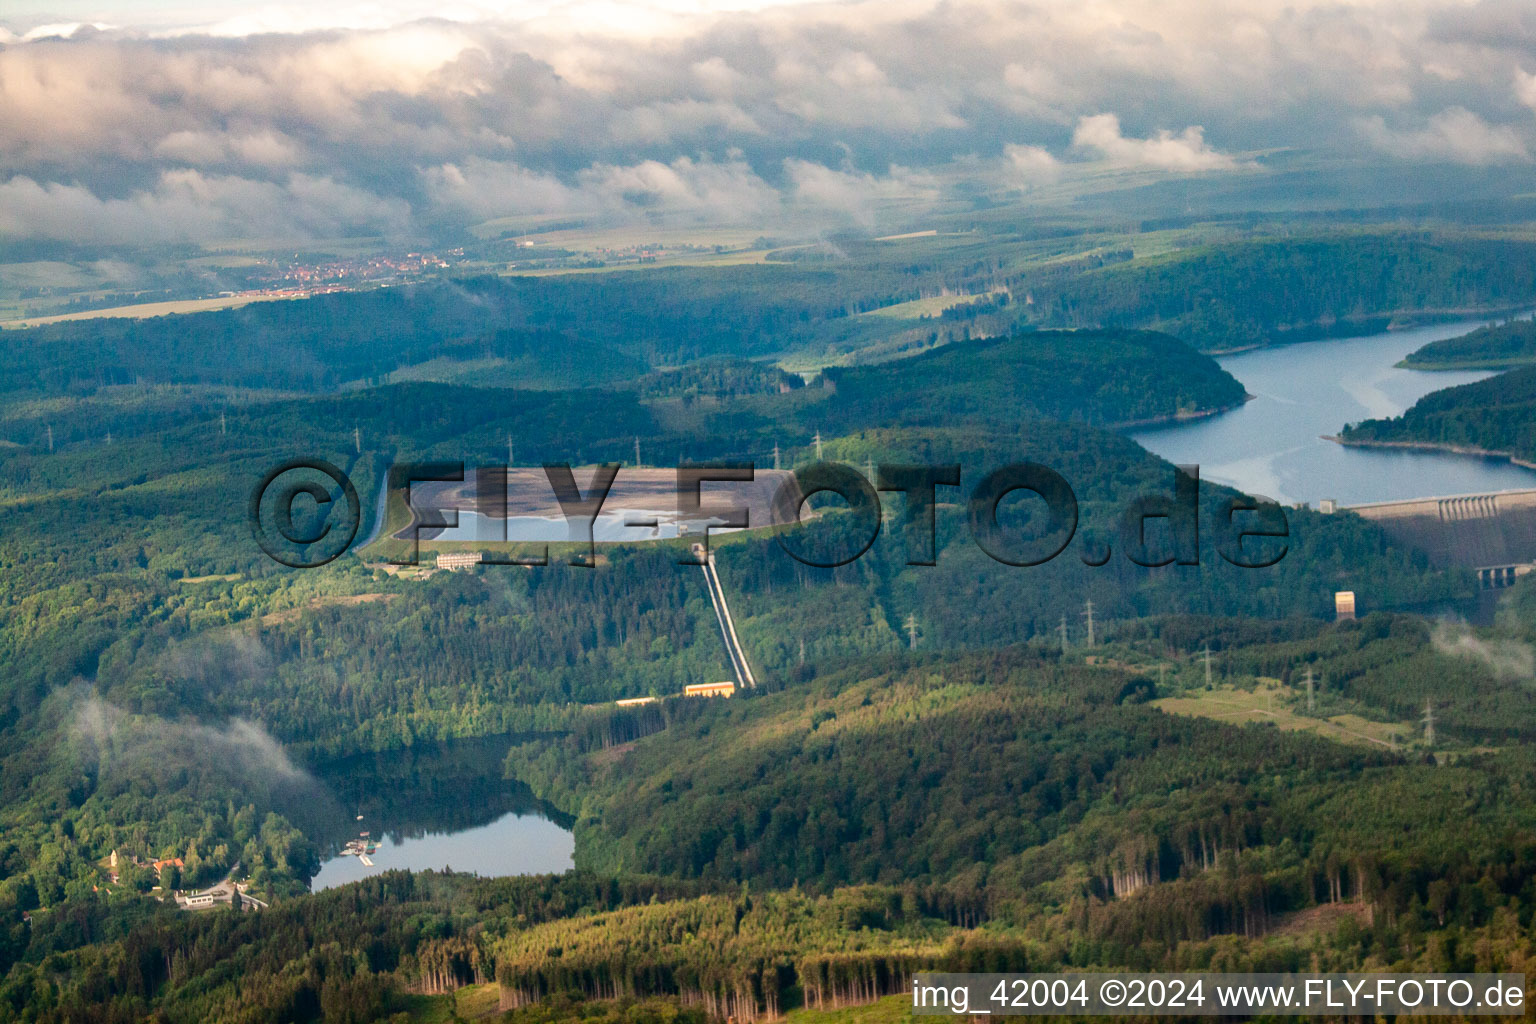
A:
[[1343, 489, 1536, 589]]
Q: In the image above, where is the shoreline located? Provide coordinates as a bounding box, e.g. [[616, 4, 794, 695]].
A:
[[1199, 304, 1535, 358], [1396, 357, 1536, 372], [1326, 434, 1536, 470], [1116, 393, 1254, 431]]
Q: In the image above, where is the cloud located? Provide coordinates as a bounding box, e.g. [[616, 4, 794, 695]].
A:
[[1001, 143, 1061, 187], [423, 154, 781, 224], [153, 129, 304, 167], [1517, 68, 1536, 112], [0, 170, 412, 244], [68, 689, 317, 801], [784, 159, 939, 227], [423, 152, 937, 230], [1072, 112, 1243, 171], [583, 155, 783, 222], [423, 158, 580, 219], [3, 1, 1536, 243], [1431, 620, 1535, 681], [771, 49, 967, 132], [1358, 107, 1531, 165]]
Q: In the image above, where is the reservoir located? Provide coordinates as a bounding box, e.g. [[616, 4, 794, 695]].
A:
[[304, 735, 574, 892], [1131, 319, 1536, 506], [428, 509, 732, 543]]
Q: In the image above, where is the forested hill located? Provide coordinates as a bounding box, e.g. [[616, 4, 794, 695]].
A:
[[13, 628, 1536, 1023], [0, 268, 865, 395], [818, 329, 1245, 427], [1020, 234, 1536, 352], [0, 330, 1240, 460], [506, 625, 1536, 895], [1399, 315, 1536, 369], [1339, 366, 1536, 461], [2, 253, 1051, 398]]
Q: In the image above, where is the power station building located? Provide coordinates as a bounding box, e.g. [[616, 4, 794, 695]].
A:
[[684, 681, 736, 698]]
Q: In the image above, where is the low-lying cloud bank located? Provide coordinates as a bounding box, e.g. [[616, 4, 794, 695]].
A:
[[4, 0, 1536, 242], [1432, 621, 1536, 682], [71, 692, 310, 783]]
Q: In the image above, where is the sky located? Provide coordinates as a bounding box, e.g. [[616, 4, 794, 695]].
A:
[[4, 0, 1536, 246], [2, 1, 820, 37]]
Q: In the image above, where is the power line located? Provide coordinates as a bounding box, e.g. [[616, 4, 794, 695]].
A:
[[1422, 699, 1436, 747], [1082, 599, 1095, 647], [905, 613, 919, 650], [814, 431, 823, 460], [1058, 615, 1069, 655]]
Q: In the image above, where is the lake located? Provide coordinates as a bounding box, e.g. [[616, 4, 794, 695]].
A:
[[309, 811, 574, 891], [303, 735, 574, 892], [1131, 319, 1536, 506]]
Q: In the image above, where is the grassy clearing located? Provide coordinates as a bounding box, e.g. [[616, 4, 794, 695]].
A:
[[260, 592, 396, 625], [400, 982, 503, 1022], [859, 292, 1001, 320], [1154, 680, 1412, 750], [782, 994, 916, 1024], [473, 221, 768, 249], [0, 293, 301, 328], [504, 248, 775, 277], [478, 220, 780, 272]]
